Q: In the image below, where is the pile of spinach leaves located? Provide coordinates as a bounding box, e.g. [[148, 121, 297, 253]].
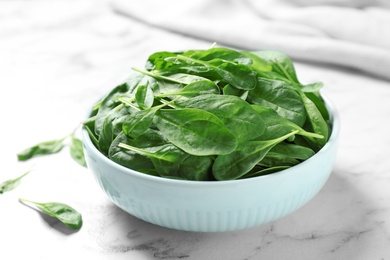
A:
[[85, 46, 331, 181]]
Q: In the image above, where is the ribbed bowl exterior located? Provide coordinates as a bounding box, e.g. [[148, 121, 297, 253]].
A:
[[83, 97, 339, 232]]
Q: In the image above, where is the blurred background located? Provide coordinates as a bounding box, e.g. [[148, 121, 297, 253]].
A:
[[1, 0, 390, 259]]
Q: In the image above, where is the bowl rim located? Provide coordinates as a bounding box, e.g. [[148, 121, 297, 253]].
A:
[[82, 94, 340, 187]]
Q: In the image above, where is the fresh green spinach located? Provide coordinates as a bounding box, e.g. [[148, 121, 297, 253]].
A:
[[0, 170, 31, 194], [19, 198, 83, 230], [83, 45, 331, 181]]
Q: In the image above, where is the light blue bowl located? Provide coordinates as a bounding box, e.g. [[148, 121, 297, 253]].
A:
[[82, 96, 339, 232]]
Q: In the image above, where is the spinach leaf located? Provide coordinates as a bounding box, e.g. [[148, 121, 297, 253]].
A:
[[175, 94, 265, 141], [185, 47, 253, 66], [250, 105, 323, 140], [98, 104, 126, 155], [135, 82, 154, 109], [243, 166, 291, 178], [122, 109, 156, 139], [94, 73, 147, 136], [247, 78, 306, 127], [118, 143, 213, 181], [170, 55, 258, 90], [145, 51, 181, 71], [108, 131, 163, 175], [297, 89, 329, 148], [17, 136, 67, 161], [84, 46, 332, 181], [19, 199, 83, 230], [0, 170, 31, 194], [240, 51, 272, 72], [259, 143, 315, 168], [212, 130, 299, 180], [222, 84, 248, 100], [156, 80, 220, 98], [250, 50, 299, 83], [155, 108, 237, 156], [69, 136, 87, 167]]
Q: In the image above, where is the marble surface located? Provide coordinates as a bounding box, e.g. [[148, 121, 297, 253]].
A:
[[1, 1, 390, 259]]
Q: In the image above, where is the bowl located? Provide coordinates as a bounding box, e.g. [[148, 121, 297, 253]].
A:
[[82, 95, 339, 232]]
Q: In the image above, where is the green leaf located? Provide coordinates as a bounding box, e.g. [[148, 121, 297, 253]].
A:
[[122, 109, 156, 139], [212, 131, 299, 180], [222, 84, 248, 100], [241, 51, 272, 72], [175, 94, 265, 141], [258, 143, 315, 168], [118, 143, 213, 181], [250, 105, 323, 140], [135, 83, 154, 109], [17, 137, 67, 161], [250, 50, 299, 83], [243, 165, 291, 178], [108, 131, 163, 175], [156, 79, 220, 98], [186, 47, 253, 65], [145, 51, 181, 71], [155, 108, 237, 156], [69, 136, 86, 167], [19, 199, 83, 230], [298, 90, 329, 148], [98, 104, 125, 155], [247, 78, 306, 127], [301, 82, 324, 93], [0, 170, 31, 194], [94, 73, 147, 136], [173, 55, 258, 90]]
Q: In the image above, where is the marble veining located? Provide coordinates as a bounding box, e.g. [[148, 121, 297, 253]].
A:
[[1, 0, 390, 259]]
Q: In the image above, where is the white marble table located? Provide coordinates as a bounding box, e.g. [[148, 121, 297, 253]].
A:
[[1, 1, 390, 259]]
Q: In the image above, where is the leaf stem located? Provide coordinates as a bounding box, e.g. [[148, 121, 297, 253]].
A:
[[132, 67, 185, 85], [19, 198, 41, 206]]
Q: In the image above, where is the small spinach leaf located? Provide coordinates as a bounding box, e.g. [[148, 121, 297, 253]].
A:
[[135, 82, 154, 109], [19, 199, 83, 230], [0, 170, 31, 194], [17, 136, 67, 161], [69, 136, 86, 167]]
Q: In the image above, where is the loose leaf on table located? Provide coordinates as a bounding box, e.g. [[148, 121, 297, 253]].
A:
[[0, 170, 31, 194], [212, 130, 299, 180], [17, 136, 67, 161], [19, 199, 83, 230], [69, 136, 87, 167], [154, 108, 237, 156], [175, 94, 265, 141]]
